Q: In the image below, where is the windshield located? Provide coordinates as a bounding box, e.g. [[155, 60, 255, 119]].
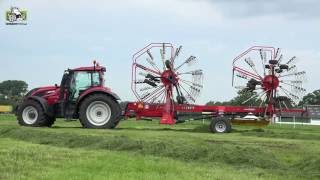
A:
[[70, 71, 100, 100]]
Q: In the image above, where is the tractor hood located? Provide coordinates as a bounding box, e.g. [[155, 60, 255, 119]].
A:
[[25, 86, 60, 98]]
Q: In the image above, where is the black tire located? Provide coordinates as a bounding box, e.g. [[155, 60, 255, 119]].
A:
[[209, 117, 231, 133], [79, 94, 121, 129], [17, 99, 54, 127], [46, 116, 56, 127]]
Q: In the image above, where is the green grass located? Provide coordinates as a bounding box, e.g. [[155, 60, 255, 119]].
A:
[[0, 114, 319, 179]]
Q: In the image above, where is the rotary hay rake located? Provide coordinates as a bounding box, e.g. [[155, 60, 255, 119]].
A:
[[132, 43, 203, 104], [232, 46, 306, 115], [125, 43, 307, 132], [131, 43, 203, 124]]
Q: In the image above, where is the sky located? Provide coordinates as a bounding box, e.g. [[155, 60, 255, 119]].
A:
[[0, 0, 319, 104]]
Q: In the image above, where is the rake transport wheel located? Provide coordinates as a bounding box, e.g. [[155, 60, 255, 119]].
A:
[[210, 117, 232, 133], [79, 94, 121, 129], [17, 99, 54, 127]]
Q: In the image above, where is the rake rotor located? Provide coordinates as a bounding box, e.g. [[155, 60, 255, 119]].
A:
[[132, 43, 203, 124], [132, 43, 203, 105], [232, 46, 306, 115]]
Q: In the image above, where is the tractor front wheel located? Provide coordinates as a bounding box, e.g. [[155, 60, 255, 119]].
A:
[[17, 99, 54, 127], [79, 94, 121, 129], [209, 117, 232, 133]]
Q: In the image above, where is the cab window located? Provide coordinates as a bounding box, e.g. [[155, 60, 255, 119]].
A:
[[70, 72, 100, 100]]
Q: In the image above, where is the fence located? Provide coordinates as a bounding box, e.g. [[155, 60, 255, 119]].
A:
[[275, 116, 320, 127]]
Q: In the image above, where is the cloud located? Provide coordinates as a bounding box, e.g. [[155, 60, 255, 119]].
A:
[[0, 0, 223, 27], [198, 0, 320, 20], [1, 0, 319, 104]]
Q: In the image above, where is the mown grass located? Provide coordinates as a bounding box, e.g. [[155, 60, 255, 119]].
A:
[[0, 114, 319, 179]]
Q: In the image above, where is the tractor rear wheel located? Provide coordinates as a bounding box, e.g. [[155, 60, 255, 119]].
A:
[[17, 99, 54, 127], [79, 94, 121, 129], [209, 117, 231, 133]]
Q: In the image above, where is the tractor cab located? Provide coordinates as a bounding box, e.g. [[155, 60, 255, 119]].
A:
[[60, 63, 106, 102], [58, 62, 108, 118]]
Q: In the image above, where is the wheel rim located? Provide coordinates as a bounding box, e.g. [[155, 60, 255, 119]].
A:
[[215, 121, 227, 133], [86, 101, 112, 126], [22, 106, 38, 125]]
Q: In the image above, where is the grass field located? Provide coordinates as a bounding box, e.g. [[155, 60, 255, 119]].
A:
[[0, 114, 319, 180]]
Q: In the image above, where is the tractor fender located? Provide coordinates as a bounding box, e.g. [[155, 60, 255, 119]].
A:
[[20, 96, 53, 117], [76, 87, 121, 107], [74, 88, 121, 118]]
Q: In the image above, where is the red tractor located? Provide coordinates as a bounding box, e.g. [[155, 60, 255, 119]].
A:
[[16, 62, 122, 129]]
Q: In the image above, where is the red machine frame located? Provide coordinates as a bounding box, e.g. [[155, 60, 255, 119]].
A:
[[125, 44, 306, 125]]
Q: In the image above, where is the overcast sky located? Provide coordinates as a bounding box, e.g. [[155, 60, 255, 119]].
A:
[[0, 0, 319, 104]]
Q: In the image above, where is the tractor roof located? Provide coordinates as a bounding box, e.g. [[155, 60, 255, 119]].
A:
[[72, 66, 106, 72]]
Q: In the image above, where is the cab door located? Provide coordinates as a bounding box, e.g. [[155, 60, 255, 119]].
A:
[[69, 71, 100, 101]]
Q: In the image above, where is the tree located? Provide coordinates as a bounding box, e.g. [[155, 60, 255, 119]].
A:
[[206, 101, 231, 106], [0, 80, 28, 107], [299, 89, 320, 105], [229, 90, 262, 106], [0, 80, 28, 97], [206, 90, 262, 106]]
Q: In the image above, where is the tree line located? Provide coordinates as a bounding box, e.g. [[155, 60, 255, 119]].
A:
[[0, 80, 28, 108]]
